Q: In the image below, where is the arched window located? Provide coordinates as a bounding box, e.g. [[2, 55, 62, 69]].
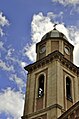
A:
[[66, 77, 72, 100], [38, 74, 44, 97]]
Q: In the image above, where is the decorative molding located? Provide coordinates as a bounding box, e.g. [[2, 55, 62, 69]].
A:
[[58, 101, 79, 119], [21, 104, 62, 119], [24, 50, 79, 75]]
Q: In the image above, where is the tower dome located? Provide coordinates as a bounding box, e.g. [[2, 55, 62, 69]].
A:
[[41, 28, 68, 41]]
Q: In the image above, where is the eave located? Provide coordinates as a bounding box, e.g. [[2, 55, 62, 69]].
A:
[[24, 50, 79, 75]]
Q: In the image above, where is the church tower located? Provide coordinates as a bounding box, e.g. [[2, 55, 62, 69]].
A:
[[22, 28, 79, 119]]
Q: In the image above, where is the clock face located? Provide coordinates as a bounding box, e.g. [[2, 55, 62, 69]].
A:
[[40, 46, 46, 53], [64, 47, 70, 55]]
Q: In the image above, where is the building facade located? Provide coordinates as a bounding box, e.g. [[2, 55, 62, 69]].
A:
[[22, 28, 79, 119]]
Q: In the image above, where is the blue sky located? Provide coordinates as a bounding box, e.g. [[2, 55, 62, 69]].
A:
[[0, 0, 79, 119]]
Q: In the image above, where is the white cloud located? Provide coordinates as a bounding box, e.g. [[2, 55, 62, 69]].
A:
[[0, 88, 24, 119], [0, 27, 4, 36], [52, 0, 79, 6], [56, 24, 72, 42], [68, 26, 79, 44], [6, 49, 27, 69], [24, 12, 55, 62], [10, 74, 25, 91], [47, 12, 57, 21], [74, 43, 79, 66], [31, 12, 55, 43], [0, 12, 9, 36], [23, 43, 36, 62], [0, 41, 6, 51], [0, 41, 7, 54], [21, 61, 27, 68], [3, 47, 27, 89], [24, 12, 66, 62], [52, 0, 79, 14], [0, 59, 14, 72], [0, 12, 9, 26], [67, 26, 79, 66], [0, 41, 4, 49], [7, 48, 15, 57]]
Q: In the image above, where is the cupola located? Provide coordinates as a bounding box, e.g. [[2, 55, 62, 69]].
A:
[[36, 28, 74, 62], [41, 28, 68, 41]]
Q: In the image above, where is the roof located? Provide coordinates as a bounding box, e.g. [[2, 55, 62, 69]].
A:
[[41, 28, 68, 41]]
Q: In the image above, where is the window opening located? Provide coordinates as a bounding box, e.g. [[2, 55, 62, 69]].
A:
[[38, 74, 44, 97], [38, 118, 42, 119], [66, 77, 72, 100]]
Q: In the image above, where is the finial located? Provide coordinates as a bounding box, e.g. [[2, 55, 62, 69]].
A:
[[53, 24, 57, 30]]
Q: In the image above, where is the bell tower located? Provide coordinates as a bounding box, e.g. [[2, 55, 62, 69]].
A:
[[22, 28, 79, 119]]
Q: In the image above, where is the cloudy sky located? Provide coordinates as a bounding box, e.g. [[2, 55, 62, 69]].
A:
[[0, 0, 79, 119]]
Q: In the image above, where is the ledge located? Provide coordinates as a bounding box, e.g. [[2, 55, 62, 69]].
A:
[[58, 101, 79, 119], [24, 50, 79, 75], [21, 104, 62, 119]]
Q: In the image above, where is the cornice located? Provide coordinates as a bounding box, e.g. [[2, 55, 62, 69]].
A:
[[24, 50, 79, 75], [58, 101, 79, 119], [21, 104, 62, 119]]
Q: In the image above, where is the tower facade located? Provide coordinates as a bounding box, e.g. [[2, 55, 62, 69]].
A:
[[22, 28, 79, 119]]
